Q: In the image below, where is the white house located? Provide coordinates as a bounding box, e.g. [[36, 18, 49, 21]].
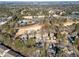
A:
[[0, 17, 8, 26]]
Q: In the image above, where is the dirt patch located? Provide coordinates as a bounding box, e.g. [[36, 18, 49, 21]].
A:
[[15, 24, 45, 37]]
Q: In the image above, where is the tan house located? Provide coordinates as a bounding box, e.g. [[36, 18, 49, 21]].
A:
[[22, 16, 33, 19]]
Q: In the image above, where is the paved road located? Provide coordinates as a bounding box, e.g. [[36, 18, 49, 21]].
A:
[[0, 43, 25, 57], [0, 45, 14, 57]]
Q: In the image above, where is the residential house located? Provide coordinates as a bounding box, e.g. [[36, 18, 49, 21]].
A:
[[22, 16, 33, 19], [20, 34, 28, 41], [50, 32, 55, 40], [43, 32, 49, 42], [27, 30, 36, 39], [35, 31, 42, 43], [47, 43, 60, 57], [17, 20, 29, 26], [0, 17, 7, 25]]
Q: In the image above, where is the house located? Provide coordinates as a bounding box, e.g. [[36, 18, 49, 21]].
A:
[[0, 16, 12, 26], [19, 34, 28, 44], [34, 50, 41, 57], [49, 10, 55, 14], [47, 43, 60, 56], [0, 17, 7, 25], [27, 30, 35, 39], [35, 33, 42, 43], [36, 33, 41, 39], [17, 20, 30, 26], [18, 19, 36, 26], [7, 16, 13, 20], [37, 15, 45, 19], [72, 11, 79, 15], [60, 11, 66, 16], [22, 16, 33, 19], [53, 14, 60, 18], [50, 32, 55, 40], [20, 34, 28, 41], [35, 30, 49, 43], [43, 32, 49, 42], [67, 33, 76, 44], [35, 41, 44, 48]]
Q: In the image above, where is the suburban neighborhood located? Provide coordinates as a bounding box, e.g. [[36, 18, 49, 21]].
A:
[[0, 1, 79, 57]]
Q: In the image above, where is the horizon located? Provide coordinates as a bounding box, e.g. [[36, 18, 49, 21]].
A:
[[0, 0, 79, 2], [0, 1, 79, 2]]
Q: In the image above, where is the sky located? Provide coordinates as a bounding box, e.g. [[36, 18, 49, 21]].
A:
[[0, 0, 79, 1]]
